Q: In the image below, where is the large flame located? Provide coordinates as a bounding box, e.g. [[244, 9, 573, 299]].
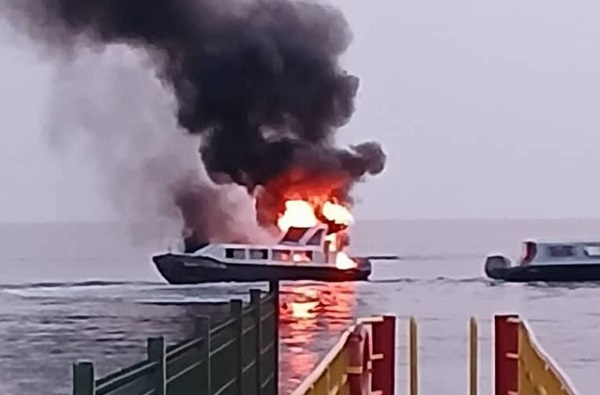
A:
[[277, 199, 357, 270], [277, 200, 318, 230], [322, 201, 353, 225]]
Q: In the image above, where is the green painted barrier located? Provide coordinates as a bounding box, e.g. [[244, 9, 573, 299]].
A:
[[72, 282, 280, 395]]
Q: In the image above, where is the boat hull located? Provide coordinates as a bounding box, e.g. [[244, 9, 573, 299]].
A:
[[485, 255, 600, 282], [153, 253, 372, 284]]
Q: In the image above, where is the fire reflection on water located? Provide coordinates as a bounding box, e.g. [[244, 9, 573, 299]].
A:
[[278, 281, 356, 394]]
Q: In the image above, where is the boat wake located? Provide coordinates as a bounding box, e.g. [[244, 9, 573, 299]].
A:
[[0, 280, 162, 290], [0, 280, 266, 304], [368, 276, 488, 285]]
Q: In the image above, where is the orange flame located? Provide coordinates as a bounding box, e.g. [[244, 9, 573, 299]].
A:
[[277, 200, 318, 230], [335, 250, 356, 270], [322, 201, 353, 225], [277, 199, 357, 270]]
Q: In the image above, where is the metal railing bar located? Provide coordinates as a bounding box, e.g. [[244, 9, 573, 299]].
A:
[[166, 337, 204, 360], [261, 372, 275, 389], [212, 376, 237, 395], [242, 361, 255, 375], [96, 361, 158, 393], [260, 310, 274, 322], [96, 359, 154, 386], [209, 337, 236, 357], [261, 342, 274, 356], [210, 317, 236, 335], [165, 360, 203, 384], [243, 323, 257, 336]]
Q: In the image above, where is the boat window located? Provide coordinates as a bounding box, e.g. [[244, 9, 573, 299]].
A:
[[273, 249, 291, 261], [547, 245, 575, 258], [583, 245, 600, 257], [307, 229, 324, 246], [249, 249, 269, 260], [225, 249, 246, 259], [281, 227, 307, 243]]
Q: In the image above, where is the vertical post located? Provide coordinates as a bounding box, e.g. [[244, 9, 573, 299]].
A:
[[469, 317, 478, 395], [73, 361, 95, 395], [194, 316, 211, 395], [494, 315, 519, 395], [269, 281, 280, 395], [371, 316, 396, 395], [250, 289, 263, 395], [409, 316, 418, 395], [147, 337, 166, 395], [231, 299, 244, 395]]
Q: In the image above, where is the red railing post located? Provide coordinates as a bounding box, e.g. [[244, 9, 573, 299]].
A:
[[494, 314, 519, 395], [371, 315, 396, 395]]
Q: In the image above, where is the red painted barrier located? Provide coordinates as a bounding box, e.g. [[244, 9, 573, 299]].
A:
[[291, 315, 396, 395], [347, 324, 372, 395], [293, 314, 580, 395], [494, 315, 519, 395], [371, 316, 396, 395]]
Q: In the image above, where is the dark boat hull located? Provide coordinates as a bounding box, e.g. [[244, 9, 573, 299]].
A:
[[485, 256, 600, 282], [153, 253, 372, 284]]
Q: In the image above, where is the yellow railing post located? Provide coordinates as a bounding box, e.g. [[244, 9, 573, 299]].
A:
[[409, 316, 418, 395], [468, 317, 478, 395]]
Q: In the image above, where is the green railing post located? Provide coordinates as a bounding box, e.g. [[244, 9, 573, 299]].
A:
[[269, 281, 280, 394], [194, 316, 211, 395], [230, 299, 244, 395], [250, 289, 262, 395], [73, 361, 95, 395], [147, 337, 166, 395]]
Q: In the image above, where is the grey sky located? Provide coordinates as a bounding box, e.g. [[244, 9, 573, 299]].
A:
[[1, 0, 600, 221]]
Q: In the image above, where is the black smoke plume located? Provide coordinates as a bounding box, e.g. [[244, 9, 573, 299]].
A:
[[2, 0, 386, 244]]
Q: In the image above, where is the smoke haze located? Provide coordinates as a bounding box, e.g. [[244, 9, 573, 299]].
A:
[[1, 0, 386, 244]]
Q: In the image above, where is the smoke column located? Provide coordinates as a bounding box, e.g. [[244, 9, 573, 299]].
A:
[[1, 0, 386, 245]]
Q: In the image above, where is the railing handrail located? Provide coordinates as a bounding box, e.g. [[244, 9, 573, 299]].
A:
[[72, 282, 280, 395], [290, 314, 582, 395], [290, 315, 396, 395], [290, 323, 357, 395], [520, 319, 581, 395]]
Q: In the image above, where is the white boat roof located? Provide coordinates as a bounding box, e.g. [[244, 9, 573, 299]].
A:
[[184, 224, 330, 252], [516, 239, 600, 266], [180, 224, 343, 268], [213, 224, 328, 249], [522, 239, 600, 246]]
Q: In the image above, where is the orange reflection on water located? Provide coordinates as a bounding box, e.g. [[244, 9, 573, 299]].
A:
[[278, 281, 357, 394]]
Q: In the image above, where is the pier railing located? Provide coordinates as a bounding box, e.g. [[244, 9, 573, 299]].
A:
[[292, 314, 580, 395], [494, 315, 579, 395], [291, 315, 397, 395], [72, 282, 279, 395]]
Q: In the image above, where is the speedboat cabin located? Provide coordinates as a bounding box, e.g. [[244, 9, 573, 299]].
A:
[[189, 224, 338, 266], [519, 240, 600, 266]]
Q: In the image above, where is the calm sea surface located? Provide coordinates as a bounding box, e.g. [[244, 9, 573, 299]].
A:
[[0, 219, 599, 395]]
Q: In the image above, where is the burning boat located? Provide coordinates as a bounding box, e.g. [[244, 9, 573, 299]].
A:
[[152, 200, 372, 283]]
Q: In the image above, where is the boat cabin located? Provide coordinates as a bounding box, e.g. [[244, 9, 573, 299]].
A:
[[519, 240, 600, 266], [189, 224, 338, 266]]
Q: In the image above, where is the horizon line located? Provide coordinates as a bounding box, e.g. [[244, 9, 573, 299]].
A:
[[2, 216, 600, 224]]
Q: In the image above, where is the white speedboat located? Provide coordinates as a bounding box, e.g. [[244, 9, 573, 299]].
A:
[[152, 224, 371, 284], [485, 240, 600, 282]]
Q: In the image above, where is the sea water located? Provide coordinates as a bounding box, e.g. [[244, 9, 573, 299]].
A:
[[0, 220, 598, 394]]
